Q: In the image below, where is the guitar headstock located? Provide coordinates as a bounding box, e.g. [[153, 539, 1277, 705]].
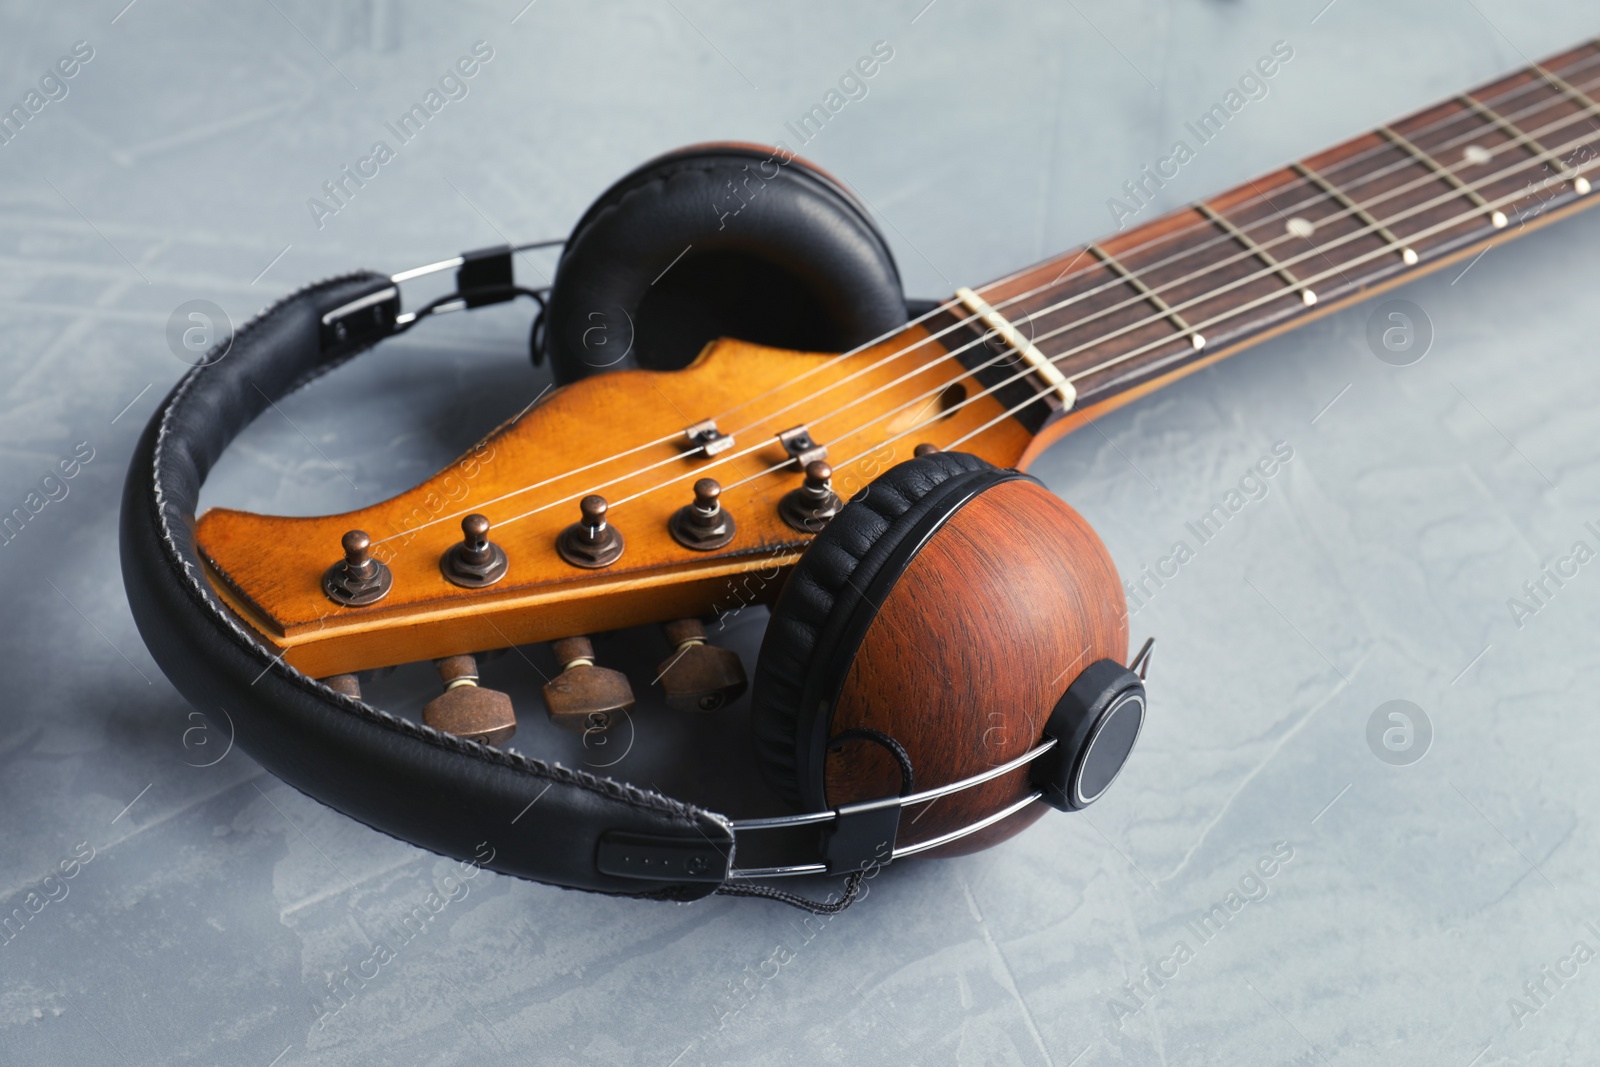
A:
[[196, 326, 1033, 680]]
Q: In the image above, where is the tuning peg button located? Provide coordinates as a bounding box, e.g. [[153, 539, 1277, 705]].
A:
[[442, 514, 508, 587], [557, 496, 625, 568], [657, 618, 747, 712], [422, 654, 517, 746], [779, 461, 843, 533], [669, 478, 737, 551], [323, 530, 393, 606], [542, 636, 634, 732]]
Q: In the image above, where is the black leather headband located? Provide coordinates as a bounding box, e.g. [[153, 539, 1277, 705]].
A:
[[119, 269, 1090, 904], [119, 271, 736, 900]]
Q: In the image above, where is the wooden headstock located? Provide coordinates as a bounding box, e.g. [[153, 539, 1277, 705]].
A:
[[196, 324, 1034, 678]]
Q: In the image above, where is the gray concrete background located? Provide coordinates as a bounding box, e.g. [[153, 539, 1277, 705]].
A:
[[2, 1, 1599, 1064]]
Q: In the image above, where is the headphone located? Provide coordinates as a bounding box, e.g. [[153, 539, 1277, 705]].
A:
[[121, 143, 1146, 910]]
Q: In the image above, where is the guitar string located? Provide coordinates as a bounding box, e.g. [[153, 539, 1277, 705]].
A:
[[693, 48, 1600, 437], [366, 295, 970, 547], [374, 52, 1600, 544], [618, 106, 1600, 504], [852, 111, 1600, 468], [370, 57, 1600, 544], [481, 105, 1600, 527], [700, 45, 1600, 428], [911, 129, 1600, 463], [707, 75, 1600, 456], [730, 116, 1600, 495]]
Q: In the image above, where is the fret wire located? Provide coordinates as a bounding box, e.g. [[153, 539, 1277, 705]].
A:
[[1378, 125, 1509, 227], [1034, 80, 1600, 354], [977, 48, 1600, 339], [1065, 146, 1597, 390], [1007, 122, 1600, 406], [1059, 124, 1600, 375], [1458, 93, 1592, 193], [1086, 244, 1207, 349], [1011, 64, 1600, 342], [1535, 60, 1600, 118], [1013, 94, 1600, 378], [1194, 201, 1317, 306], [1291, 161, 1419, 264], [975, 51, 1600, 351]]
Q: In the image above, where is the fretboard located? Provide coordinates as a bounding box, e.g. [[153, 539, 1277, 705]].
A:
[[934, 39, 1600, 433]]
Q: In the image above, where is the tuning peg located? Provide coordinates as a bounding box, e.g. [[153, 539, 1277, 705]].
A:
[[556, 495, 625, 568], [779, 460, 843, 533], [669, 478, 737, 551], [656, 618, 748, 712], [542, 636, 634, 732], [422, 654, 517, 745], [441, 513, 508, 587], [323, 529, 393, 606]]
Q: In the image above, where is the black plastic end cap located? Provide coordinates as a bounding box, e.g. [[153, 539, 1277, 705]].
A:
[[1032, 659, 1146, 812], [458, 244, 517, 308], [595, 831, 730, 883]]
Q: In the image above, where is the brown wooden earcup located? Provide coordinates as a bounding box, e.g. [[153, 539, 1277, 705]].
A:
[[751, 452, 1132, 851], [542, 143, 909, 381]]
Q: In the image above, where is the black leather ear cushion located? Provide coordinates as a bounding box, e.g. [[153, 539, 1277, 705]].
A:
[[751, 451, 1000, 807], [544, 143, 907, 381]]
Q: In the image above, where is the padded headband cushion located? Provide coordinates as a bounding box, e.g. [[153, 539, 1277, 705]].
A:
[[751, 451, 1020, 808], [544, 143, 907, 381], [119, 273, 733, 900]]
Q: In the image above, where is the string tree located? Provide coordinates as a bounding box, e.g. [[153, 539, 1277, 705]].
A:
[[684, 418, 734, 458], [776, 425, 827, 469]]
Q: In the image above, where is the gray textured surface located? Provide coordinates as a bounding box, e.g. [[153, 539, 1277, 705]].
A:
[[3, 1, 1599, 1064]]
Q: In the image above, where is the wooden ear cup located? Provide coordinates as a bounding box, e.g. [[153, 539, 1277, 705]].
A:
[[751, 453, 1129, 858]]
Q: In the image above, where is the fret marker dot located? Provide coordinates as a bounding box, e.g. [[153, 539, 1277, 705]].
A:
[[1463, 144, 1493, 167], [1490, 210, 1508, 229], [1575, 176, 1591, 195], [1190, 334, 1206, 351], [1301, 289, 1318, 306], [1286, 217, 1315, 239], [1402, 248, 1419, 266]]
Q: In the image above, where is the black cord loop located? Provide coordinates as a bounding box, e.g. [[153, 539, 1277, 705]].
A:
[[827, 727, 915, 796], [716, 869, 867, 915]]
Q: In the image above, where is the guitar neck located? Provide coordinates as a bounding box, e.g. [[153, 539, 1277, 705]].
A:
[[931, 39, 1600, 455]]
